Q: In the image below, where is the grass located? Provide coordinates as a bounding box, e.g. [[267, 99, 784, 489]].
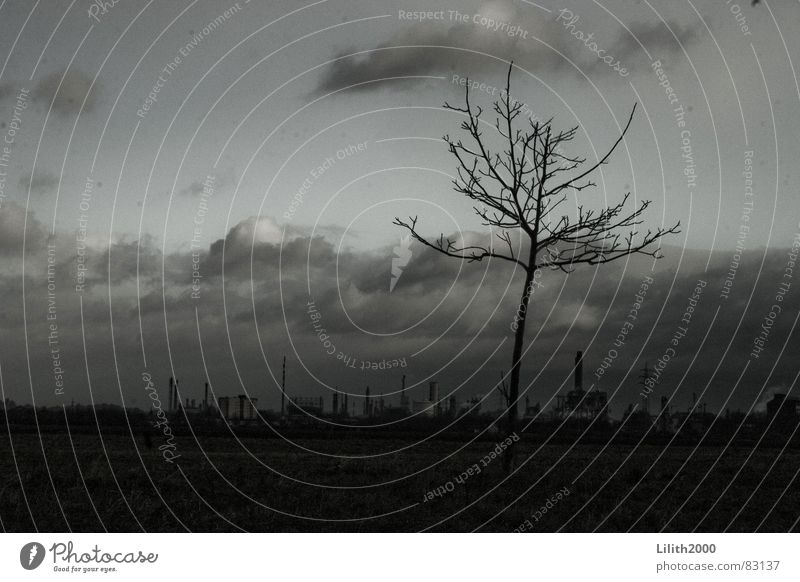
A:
[[0, 432, 797, 532]]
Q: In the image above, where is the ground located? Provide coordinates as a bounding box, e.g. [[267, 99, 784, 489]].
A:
[[1, 432, 798, 532]]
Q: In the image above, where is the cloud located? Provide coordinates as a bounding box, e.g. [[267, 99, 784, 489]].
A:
[[0, 83, 14, 101], [0, 211, 795, 419], [611, 21, 700, 61], [314, 15, 532, 95], [32, 69, 97, 115], [18, 170, 59, 194], [313, 2, 701, 95], [0, 201, 46, 254], [178, 167, 237, 198]]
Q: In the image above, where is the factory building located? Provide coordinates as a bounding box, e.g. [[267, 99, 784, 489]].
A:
[[217, 395, 258, 421], [555, 351, 609, 421], [289, 396, 324, 416], [523, 396, 541, 420], [767, 393, 800, 422], [411, 381, 442, 417]]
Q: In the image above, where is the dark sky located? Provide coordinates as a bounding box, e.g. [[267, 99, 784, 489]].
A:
[[0, 0, 798, 417]]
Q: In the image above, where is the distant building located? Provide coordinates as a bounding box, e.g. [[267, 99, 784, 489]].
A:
[[555, 351, 609, 421], [411, 400, 436, 417], [767, 393, 800, 421], [217, 395, 258, 421], [411, 381, 443, 417], [523, 396, 540, 420], [289, 396, 324, 416]]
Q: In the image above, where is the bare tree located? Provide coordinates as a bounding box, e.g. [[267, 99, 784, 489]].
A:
[[394, 64, 680, 471]]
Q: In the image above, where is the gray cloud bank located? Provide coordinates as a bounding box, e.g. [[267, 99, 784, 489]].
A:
[[314, 2, 701, 95], [0, 207, 797, 420]]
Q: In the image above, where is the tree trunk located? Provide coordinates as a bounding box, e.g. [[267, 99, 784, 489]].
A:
[[503, 263, 536, 473]]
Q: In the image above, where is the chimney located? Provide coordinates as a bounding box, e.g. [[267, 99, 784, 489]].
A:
[[429, 381, 440, 416], [574, 351, 583, 391], [169, 377, 174, 411], [332, 392, 339, 415], [204, 382, 209, 409], [281, 356, 286, 416], [429, 381, 439, 402]]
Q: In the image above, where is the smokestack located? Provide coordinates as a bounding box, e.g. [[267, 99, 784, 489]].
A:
[[343, 393, 349, 417], [429, 381, 439, 416], [574, 351, 583, 391], [204, 382, 209, 409], [169, 377, 174, 412], [332, 392, 339, 415], [429, 381, 438, 402], [174, 378, 181, 410], [281, 356, 286, 416], [364, 386, 371, 416]]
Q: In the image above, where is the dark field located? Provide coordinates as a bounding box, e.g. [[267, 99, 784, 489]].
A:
[[1, 432, 798, 532]]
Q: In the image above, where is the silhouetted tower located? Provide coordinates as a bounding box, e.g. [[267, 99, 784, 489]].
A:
[[281, 356, 286, 416], [659, 395, 671, 432], [400, 375, 408, 410], [639, 362, 654, 414], [169, 377, 175, 412], [364, 386, 371, 416], [332, 391, 339, 415], [204, 382, 209, 409], [429, 381, 439, 415], [343, 393, 349, 417], [574, 351, 584, 391], [174, 378, 181, 411]]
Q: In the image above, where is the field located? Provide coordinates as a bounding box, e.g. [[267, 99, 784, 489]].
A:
[[1, 432, 798, 532]]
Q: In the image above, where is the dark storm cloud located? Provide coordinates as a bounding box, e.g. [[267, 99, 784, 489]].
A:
[[313, 25, 540, 96], [0, 201, 46, 254], [18, 169, 59, 194], [313, 11, 701, 95], [611, 21, 700, 60], [31, 69, 97, 116], [1, 211, 797, 415]]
